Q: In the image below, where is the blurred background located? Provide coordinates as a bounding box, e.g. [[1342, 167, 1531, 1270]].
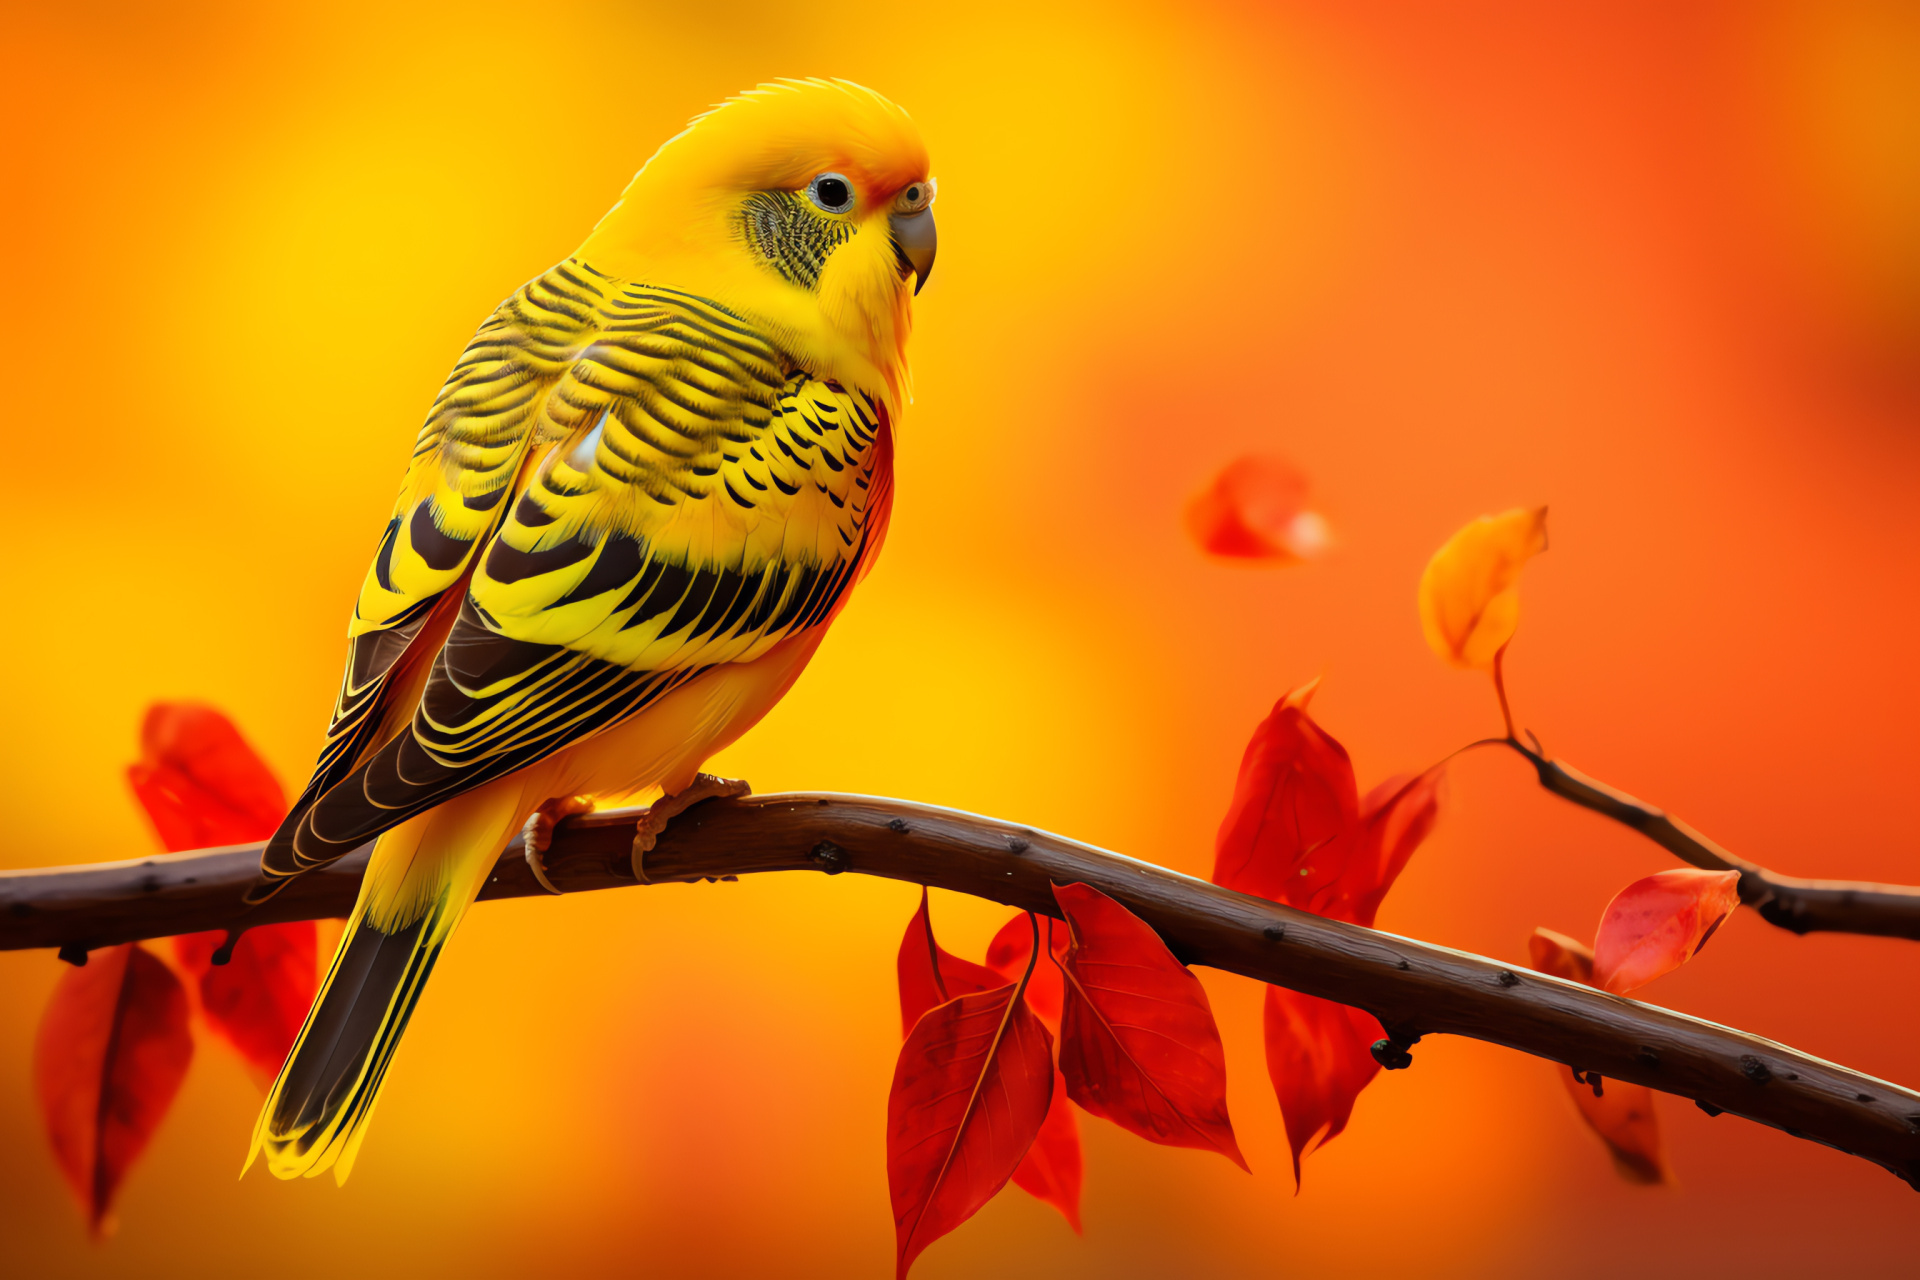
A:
[[2, 0, 1917, 1275]]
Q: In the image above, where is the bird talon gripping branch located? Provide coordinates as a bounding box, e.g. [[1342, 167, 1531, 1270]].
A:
[[521, 796, 597, 894], [632, 774, 752, 880]]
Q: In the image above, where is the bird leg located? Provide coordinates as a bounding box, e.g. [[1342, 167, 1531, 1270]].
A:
[[631, 772, 752, 881], [521, 794, 596, 894]]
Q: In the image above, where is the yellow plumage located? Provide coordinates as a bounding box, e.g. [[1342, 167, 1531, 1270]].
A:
[[247, 79, 935, 1183]]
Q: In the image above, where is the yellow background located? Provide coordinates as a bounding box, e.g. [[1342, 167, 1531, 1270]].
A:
[[2, 1, 1917, 1275]]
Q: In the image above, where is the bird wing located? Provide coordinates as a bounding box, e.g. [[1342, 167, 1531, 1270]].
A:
[[269, 265, 606, 844], [258, 271, 892, 890]]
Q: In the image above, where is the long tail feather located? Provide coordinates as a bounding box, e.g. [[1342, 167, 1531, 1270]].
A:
[[247, 779, 531, 1184]]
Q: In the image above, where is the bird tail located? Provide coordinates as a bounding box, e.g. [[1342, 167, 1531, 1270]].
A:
[[246, 780, 528, 1185]]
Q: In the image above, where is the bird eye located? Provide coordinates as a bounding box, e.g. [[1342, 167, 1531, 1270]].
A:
[[807, 173, 855, 214], [893, 178, 936, 215]]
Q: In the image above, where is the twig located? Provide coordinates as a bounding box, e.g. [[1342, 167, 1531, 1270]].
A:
[[1501, 739, 1920, 941], [1492, 643, 1517, 742], [3, 792, 1917, 1186]]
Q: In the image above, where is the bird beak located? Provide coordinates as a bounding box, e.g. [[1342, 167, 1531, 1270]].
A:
[[890, 207, 937, 295]]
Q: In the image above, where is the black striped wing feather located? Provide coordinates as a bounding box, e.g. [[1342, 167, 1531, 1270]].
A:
[[264, 266, 604, 858], [257, 268, 892, 890]]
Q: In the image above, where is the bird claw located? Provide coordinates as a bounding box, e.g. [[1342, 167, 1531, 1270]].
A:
[[631, 773, 751, 881], [522, 795, 596, 895]]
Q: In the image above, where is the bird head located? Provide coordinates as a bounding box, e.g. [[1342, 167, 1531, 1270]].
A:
[[577, 79, 935, 410]]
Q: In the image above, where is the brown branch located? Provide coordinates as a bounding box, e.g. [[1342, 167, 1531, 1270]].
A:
[[3, 791, 1917, 1186], [1503, 739, 1920, 941]]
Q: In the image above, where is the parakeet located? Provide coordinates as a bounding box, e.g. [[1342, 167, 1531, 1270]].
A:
[[245, 79, 936, 1183]]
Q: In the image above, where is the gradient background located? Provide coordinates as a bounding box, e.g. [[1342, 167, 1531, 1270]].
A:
[[3, 1, 1918, 1275]]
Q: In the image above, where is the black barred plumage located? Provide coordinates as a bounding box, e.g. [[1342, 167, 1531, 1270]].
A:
[[254, 258, 894, 897], [737, 191, 856, 290]]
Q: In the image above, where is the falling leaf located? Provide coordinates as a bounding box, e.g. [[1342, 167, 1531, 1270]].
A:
[[1210, 690, 1447, 1185], [1010, 1076, 1084, 1233], [1052, 882, 1246, 1170], [1184, 454, 1331, 563], [1590, 869, 1742, 995], [896, 888, 1003, 1035], [1529, 928, 1670, 1184], [33, 944, 194, 1235], [170, 927, 315, 1089], [125, 701, 315, 1089], [1211, 682, 1360, 907], [887, 984, 1054, 1278], [1417, 507, 1549, 670], [125, 702, 288, 849], [1263, 985, 1384, 1189]]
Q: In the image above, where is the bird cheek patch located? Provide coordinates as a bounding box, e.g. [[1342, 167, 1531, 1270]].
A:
[[737, 191, 852, 290]]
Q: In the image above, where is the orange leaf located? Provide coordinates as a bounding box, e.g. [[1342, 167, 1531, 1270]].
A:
[[1561, 1068, 1669, 1185], [170, 925, 316, 1089], [1528, 929, 1671, 1184], [1009, 1072, 1083, 1233], [33, 944, 194, 1235], [1262, 985, 1383, 1189], [1052, 882, 1247, 1170], [887, 983, 1054, 1278], [896, 888, 1003, 1035], [125, 702, 288, 849], [1211, 682, 1360, 908], [1527, 926, 1597, 985], [1417, 506, 1549, 670], [1591, 869, 1742, 995], [1184, 454, 1330, 563]]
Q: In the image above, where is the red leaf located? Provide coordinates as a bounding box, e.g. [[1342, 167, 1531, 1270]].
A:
[[1010, 1072, 1083, 1233], [896, 888, 1003, 1035], [981, 914, 1083, 1229], [171, 924, 316, 1089], [124, 702, 288, 850], [985, 912, 1070, 1026], [33, 944, 194, 1234], [887, 984, 1054, 1278], [1210, 689, 1447, 1186], [1184, 454, 1330, 563], [1211, 683, 1360, 908], [1263, 985, 1383, 1189], [1337, 769, 1447, 927], [1590, 869, 1742, 995], [1529, 928, 1670, 1184], [125, 701, 316, 1087], [1052, 882, 1247, 1170], [898, 899, 1082, 1233]]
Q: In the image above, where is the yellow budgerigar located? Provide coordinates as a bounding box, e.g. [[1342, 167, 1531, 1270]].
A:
[[244, 79, 936, 1183]]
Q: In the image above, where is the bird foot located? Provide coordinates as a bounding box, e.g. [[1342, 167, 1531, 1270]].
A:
[[631, 773, 752, 880], [522, 795, 596, 894]]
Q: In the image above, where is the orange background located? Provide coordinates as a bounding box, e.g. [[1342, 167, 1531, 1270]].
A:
[[3, 1, 1918, 1275]]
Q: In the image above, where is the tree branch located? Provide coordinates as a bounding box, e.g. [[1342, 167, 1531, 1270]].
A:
[[4, 791, 1917, 1186], [1503, 739, 1920, 941]]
